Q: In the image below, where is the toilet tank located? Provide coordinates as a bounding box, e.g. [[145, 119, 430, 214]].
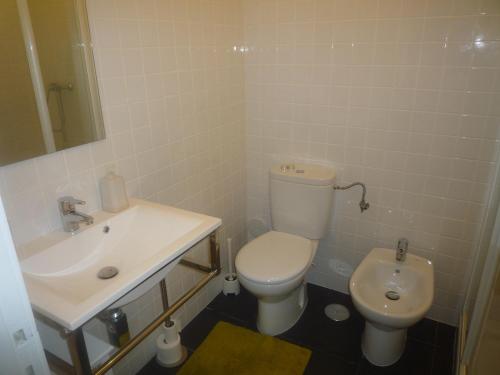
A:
[[270, 163, 335, 240]]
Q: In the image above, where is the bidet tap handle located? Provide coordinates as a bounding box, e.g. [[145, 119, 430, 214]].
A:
[[396, 238, 408, 261], [397, 238, 408, 251]]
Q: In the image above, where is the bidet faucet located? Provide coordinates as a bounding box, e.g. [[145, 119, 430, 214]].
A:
[[396, 238, 408, 262], [58, 196, 94, 233]]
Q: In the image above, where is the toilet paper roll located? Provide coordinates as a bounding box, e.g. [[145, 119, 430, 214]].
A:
[[171, 318, 182, 332], [161, 319, 181, 333], [156, 333, 183, 365], [162, 322, 179, 343]]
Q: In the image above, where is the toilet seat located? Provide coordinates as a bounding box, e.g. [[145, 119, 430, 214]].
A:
[[236, 231, 313, 285]]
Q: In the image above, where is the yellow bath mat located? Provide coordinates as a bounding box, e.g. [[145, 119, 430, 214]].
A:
[[177, 321, 311, 375]]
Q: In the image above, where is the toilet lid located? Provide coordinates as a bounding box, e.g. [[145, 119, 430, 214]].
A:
[[236, 231, 313, 284]]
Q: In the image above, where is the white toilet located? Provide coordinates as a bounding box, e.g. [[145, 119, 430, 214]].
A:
[[236, 163, 335, 336]]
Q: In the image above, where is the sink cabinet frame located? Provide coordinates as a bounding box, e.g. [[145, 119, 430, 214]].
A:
[[43, 231, 221, 375]]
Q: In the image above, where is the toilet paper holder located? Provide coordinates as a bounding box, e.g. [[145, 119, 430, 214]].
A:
[[156, 280, 188, 368]]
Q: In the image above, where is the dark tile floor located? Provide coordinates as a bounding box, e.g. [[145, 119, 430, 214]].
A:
[[138, 284, 456, 375]]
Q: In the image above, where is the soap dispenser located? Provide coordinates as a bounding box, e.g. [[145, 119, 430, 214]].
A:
[[100, 172, 129, 213]]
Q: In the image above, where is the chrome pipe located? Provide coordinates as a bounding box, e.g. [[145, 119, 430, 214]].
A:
[[66, 329, 92, 375], [210, 232, 221, 275], [93, 269, 219, 375], [91, 231, 220, 375], [159, 279, 173, 326], [180, 259, 213, 273], [333, 182, 370, 212]]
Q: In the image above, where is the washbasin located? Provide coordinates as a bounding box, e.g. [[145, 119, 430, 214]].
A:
[[20, 198, 221, 330]]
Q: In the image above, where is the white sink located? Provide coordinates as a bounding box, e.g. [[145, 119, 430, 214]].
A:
[[20, 198, 221, 330]]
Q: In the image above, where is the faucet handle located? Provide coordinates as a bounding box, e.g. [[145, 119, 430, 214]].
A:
[[58, 196, 86, 214], [397, 238, 408, 251], [58, 196, 85, 204]]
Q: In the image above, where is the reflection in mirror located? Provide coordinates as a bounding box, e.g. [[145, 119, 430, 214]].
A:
[[0, 0, 105, 166]]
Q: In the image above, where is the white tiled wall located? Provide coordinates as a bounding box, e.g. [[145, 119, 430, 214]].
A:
[[0, 0, 246, 372], [2, 2, 500, 371], [243, 0, 500, 325]]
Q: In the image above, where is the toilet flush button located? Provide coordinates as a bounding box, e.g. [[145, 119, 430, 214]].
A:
[[280, 164, 291, 172], [280, 164, 296, 172]]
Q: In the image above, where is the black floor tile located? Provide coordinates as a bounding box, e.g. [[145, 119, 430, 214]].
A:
[[431, 323, 456, 375], [435, 322, 456, 349], [206, 286, 257, 328], [431, 344, 455, 375], [138, 284, 456, 375], [408, 318, 437, 345], [304, 351, 358, 375], [136, 349, 193, 375], [279, 285, 364, 362], [357, 340, 434, 375], [180, 309, 248, 351]]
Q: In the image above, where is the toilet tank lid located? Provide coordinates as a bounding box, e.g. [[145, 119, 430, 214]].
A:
[[270, 163, 336, 186]]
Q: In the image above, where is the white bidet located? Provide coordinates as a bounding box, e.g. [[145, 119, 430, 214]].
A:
[[350, 248, 434, 366]]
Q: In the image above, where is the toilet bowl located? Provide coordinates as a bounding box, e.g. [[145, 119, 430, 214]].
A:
[[236, 231, 318, 335], [236, 163, 335, 336], [350, 248, 434, 366]]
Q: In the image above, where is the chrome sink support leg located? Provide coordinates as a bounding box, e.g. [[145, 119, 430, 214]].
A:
[[66, 328, 92, 375], [159, 279, 174, 327], [91, 230, 221, 375], [209, 232, 221, 275], [63, 230, 221, 375]]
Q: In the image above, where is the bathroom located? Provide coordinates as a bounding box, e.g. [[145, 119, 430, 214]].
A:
[[0, 0, 499, 374]]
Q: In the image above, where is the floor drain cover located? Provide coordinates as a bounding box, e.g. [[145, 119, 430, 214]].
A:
[[324, 304, 350, 322], [97, 266, 119, 279], [385, 291, 400, 300]]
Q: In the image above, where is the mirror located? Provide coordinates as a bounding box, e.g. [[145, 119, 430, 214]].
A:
[[0, 0, 105, 166]]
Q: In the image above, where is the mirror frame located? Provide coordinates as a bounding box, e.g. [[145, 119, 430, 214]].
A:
[[75, 0, 105, 141]]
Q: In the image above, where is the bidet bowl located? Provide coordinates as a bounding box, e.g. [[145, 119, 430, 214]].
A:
[[349, 248, 434, 366], [350, 248, 434, 328]]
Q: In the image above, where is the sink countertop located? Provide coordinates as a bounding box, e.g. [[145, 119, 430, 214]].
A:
[[20, 198, 221, 330]]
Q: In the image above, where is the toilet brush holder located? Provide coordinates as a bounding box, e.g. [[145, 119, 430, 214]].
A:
[[223, 238, 240, 296], [223, 273, 240, 296]]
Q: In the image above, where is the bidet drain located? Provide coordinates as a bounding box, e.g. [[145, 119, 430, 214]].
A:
[[385, 291, 400, 301], [98, 266, 119, 279]]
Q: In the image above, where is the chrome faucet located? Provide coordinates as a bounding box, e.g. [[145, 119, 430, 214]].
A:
[[396, 238, 408, 262], [58, 196, 94, 233]]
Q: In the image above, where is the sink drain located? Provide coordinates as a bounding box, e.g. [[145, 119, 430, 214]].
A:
[[385, 291, 400, 301], [98, 266, 119, 279]]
